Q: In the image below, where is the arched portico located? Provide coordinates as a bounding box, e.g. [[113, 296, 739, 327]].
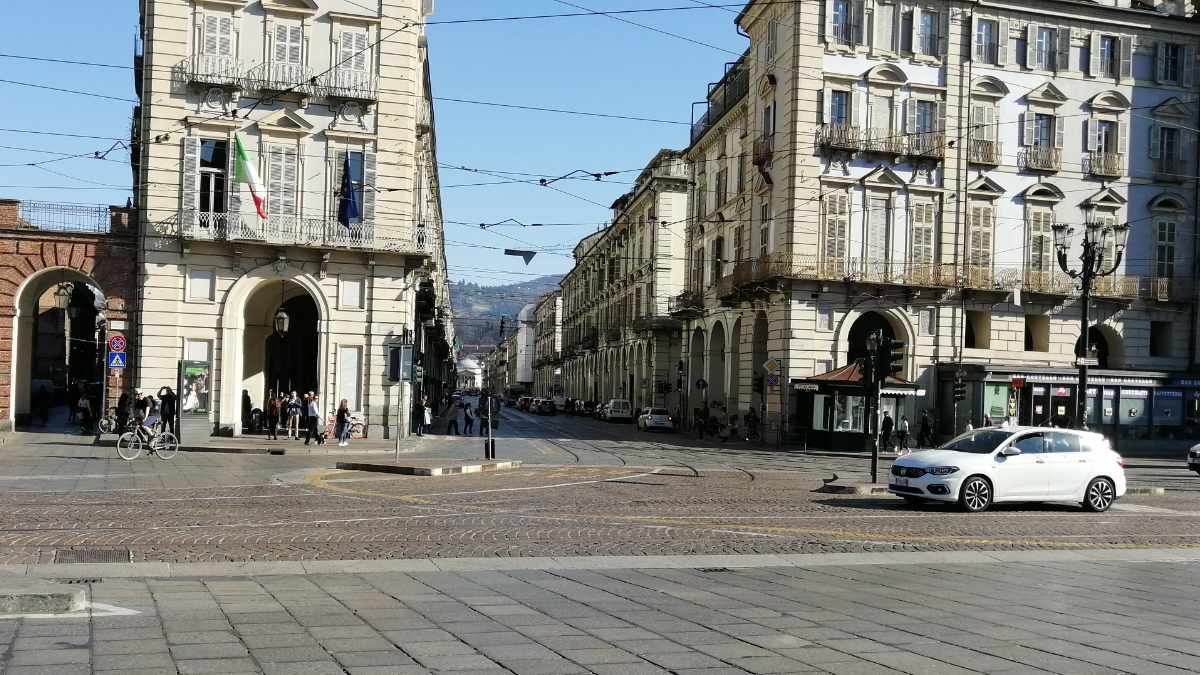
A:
[[834, 307, 915, 376], [218, 264, 329, 435], [708, 321, 727, 409]]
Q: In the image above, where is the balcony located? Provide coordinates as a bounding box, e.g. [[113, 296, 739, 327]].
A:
[[580, 330, 599, 351], [321, 67, 377, 102], [863, 128, 904, 155], [907, 131, 944, 158], [761, 253, 955, 288], [715, 274, 735, 299], [1092, 275, 1141, 299], [1149, 276, 1193, 302], [1153, 158, 1188, 183], [668, 290, 703, 317], [817, 124, 862, 152], [752, 136, 774, 166], [969, 139, 1002, 165], [1023, 269, 1072, 295], [652, 156, 689, 179], [177, 54, 242, 89], [247, 61, 316, 95], [1085, 152, 1123, 178], [690, 57, 749, 144], [177, 211, 424, 253], [1019, 146, 1061, 172]]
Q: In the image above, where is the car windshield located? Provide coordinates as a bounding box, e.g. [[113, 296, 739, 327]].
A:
[[938, 429, 1016, 454], [648, 409, 669, 415]]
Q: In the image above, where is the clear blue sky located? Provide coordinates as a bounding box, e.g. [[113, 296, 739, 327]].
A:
[[0, 1, 747, 287]]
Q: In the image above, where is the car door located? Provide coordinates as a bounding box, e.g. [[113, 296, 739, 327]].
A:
[[1041, 431, 1089, 498], [992, 433, 1049, 500]]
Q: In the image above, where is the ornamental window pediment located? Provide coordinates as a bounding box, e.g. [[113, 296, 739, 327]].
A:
[[1025, 82, 1067, 108]]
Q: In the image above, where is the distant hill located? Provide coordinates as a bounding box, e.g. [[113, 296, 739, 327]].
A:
[[450, 274, 562, 348]]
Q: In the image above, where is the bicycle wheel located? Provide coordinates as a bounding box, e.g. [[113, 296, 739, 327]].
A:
[[153, 432, 179, 460], [98, 416, 115, 434], [116, 432, 142, 461]]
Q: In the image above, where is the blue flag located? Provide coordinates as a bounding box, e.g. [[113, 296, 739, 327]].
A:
[[337, 154, 360, 230]]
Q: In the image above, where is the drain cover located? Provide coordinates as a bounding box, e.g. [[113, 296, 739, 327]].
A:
[[53, 548, 131, 564]]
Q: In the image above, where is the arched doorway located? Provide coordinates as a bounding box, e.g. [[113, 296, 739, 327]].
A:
[[729, 318, 742, 412], [689, 326, 705, 419], [708, 321, 727, 410], [846, 311, 896, 364], [752, 312, 768, 410], [10, 268, 106, 429], [1075, 325, 1124, 369], [242, 280, 320, 429]]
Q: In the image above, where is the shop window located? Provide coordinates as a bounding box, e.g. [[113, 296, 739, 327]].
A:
[[1150, 321, 1171, 357], [965, 310, 990, 348], [1024, 315, 1049, 352]]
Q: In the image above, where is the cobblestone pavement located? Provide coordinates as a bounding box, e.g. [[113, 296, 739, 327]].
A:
[[4, 556, 1200, 674]]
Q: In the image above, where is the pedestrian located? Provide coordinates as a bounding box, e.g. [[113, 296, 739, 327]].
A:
[[897, 415, 909, 450], [304, 393, 322, 445], [695, 406, 708, 439], [447, 400, 460, 435], [242, 389, 253, 431], [423, 397, 433, 435], [983, 414, 994, 427], [157, 386, 177, 435], [463, 402, 475, 435], [919, 410, 933, 447], [265, 390, 280, 440], [336, 398, 351, 447], [68, 383, 80, 423], [116, 391, 130, 433], [287, 392, 301, 439], [880, 411, 894, 452]]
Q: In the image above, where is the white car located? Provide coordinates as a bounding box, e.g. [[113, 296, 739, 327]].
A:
[[1188, 442, 1200, 475], [637, 408, 675, 432], [603, 399, 634, 422], [889, 426, 1126, 513]]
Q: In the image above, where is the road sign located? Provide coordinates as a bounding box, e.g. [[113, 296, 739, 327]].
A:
[[766, 374, 780, 387], [695, 378, 707, 390], [108, 335, 126, 352], [106, 351, 127, 369], [763, 358, 782, 373], [1010, 376, 1026, 389]]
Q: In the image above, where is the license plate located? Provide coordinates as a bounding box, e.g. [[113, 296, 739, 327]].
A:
[[893, 478, 909, 487]]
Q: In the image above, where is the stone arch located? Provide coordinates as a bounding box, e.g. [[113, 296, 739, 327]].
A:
[[219, 263, 329, 435], [751, 311, 769, 408], [1075, 323, 1125, 369], [688, 326, 705, 413], [832, 307, 915, 375], [708, 320, 727, 409], [728, 317, 743, 411]]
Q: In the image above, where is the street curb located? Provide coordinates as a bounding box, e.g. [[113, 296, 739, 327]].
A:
[[335, 460, 523, 476], [1127, 486, 1167, 495], [0, 578, 86, 614]]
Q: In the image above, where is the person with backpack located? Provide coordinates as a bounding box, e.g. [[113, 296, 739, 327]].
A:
[[265, 390, 280, 440]]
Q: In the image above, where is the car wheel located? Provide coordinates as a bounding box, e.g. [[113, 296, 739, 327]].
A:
[[1083, 477, 1116, 512], [957, 476, 992, 513]]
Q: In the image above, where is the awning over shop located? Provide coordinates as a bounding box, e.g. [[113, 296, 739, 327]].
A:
[[794, 359, 925, 396]]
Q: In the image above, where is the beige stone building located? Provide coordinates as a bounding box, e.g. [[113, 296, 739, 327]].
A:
[[132, 0, 452, 438], [559, 150, 691, 410], [531, 291, 562, 399]]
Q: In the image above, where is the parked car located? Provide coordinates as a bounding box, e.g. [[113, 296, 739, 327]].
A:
[[1189, 442, 1200, 475], [537, 399, 557, 415], [889, 426, 1126, 513], [603, 399, 634, 423], [637, 408, 675, 432], [517, 396, 533, 411], [574, 400, 596, 416]]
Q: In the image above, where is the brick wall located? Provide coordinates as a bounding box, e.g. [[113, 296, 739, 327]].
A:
[[0, 202, 138, 430]]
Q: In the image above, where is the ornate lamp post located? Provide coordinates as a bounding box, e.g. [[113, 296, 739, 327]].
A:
[[1051, 207, 1130, 430], [865, 330, 881, 483]]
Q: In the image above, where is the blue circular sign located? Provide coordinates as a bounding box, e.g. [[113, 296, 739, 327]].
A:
[[108, 335, 126, 352]]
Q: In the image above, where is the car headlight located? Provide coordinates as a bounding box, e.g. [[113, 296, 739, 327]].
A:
[[928, 466, 960, 476]]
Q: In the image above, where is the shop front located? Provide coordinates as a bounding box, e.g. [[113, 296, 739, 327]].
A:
[[791, 360, 924, 452]]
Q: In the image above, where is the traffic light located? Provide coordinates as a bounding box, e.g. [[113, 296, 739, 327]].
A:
[[875, 337, 905, 381], [752, 375, 764, 393], [953, 380, 966, 401]]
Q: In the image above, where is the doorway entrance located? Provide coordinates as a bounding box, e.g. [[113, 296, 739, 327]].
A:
[[240, 280, 320, 433]]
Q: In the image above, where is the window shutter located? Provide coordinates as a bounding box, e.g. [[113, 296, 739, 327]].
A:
[[852, 88, 864, 127], [1183, 131, 1195, 174], [226, 139, 241, 215], [1117, 120, 1128, 158], [987, 106, 997, 142], [273, 25, 287, 63], [851, 0, 865, 44], [267, 145, 284, 216], [288, 26, 303, 64], [1021, 112, 1033, 146], [338, 32, 354, 68], [824, 0, 835, 43], [1156, 42, 1166, 83], [911, 7, 922, 54], [936, 100, 946, 131], [1183, 46, 1195, 88], [203, 15, 219, 55], [972, 15, 981, 61], [1054, 115, 1064, 149], [997, 19, 1009, 65], [1119, 36, 1132, 80], [362, 150, 377, 223], [218, 16, 233, 57], [822, 86, 832, 124], [1086, 118, 1097, 152], [1026, 23, 1038, 69], [1089, 33, 1101, 77], [893, 5, 904, 52], [1056, 27, 1070, 71], [1149, 125, 1161, 159], [940, 11, 950, 56], [181, 137, 200, 214], [354, 32, 369, 70], [905, 98, 916, 133]]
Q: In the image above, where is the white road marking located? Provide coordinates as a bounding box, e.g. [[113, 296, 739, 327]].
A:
[[0, 602, 139, 620]]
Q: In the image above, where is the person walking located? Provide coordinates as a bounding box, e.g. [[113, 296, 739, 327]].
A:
[[463, 402, 475, 435], [304, 393, 322, 445], [880, 411, 894, 452], [918, 410, 933, 447], [286, 392, 301, 439], [157, 386, 177, 435], [241, 390, 253, 431], [335, 398, 351, 447], [446, 400, 461, 435], [265, 391, 280, 440], [897, 415, 909, 451]]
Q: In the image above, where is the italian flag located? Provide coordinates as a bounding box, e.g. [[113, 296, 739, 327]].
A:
[[233, 134, 267, 220]]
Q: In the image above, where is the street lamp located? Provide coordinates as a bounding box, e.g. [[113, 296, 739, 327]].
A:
[[864, 330, 882, 483], [1052, 207, 1129, 431], [273, 280, 290, 337], [53, 283, 72, 311]]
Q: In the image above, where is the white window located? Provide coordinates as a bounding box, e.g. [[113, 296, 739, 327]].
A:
[[1035, 27, 1056, 70], [829, 90, 850, 126], [1096, 35, 1118, 78], [765, 17, 779, 59], [338, 30, 369, 72], [914, 99, 937, 133], [824, 192, 849, 262], [911, 202, 935, 267], [1028, 209, 1054, 274], [1151, 125, 1184, 167], [339, 276, 365, 309], [199, 139, 228, 214], [184, 339, 211, 363], [337, 345, 363, 412], [1027, 23, 1069, 71], [974, 18, 997, 64], [187, 269, 215, 302], [202, 14, 234, 57], [1157, 42, 1186, 84], [866, 197, 890, 268], [874, 3, 896, 52], [273, 24, 304, 66], [968, 204, 994, 270], [759, 201, 772, 257], [1157, 220, 1177, 277], [918, 11, 939, 56], [267, 144, 298, 216]]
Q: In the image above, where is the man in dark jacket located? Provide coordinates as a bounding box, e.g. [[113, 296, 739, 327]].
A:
[[157, 387, 177, 435], [880, 411, 894, 452]]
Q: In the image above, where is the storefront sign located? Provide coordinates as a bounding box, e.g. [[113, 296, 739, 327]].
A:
[[1053, 387, 1070, 397], [1123, 389, 1150, 399], [1010, 377, 1025, 389]]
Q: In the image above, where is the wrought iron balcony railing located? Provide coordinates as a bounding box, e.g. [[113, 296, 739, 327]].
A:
[[321, 67, 377, 101], [1085, 152, 1123, 178], [176, 211, 425, 254], [818, 124, 862, 152], [246, 61, 316, 95], [969, 139, 1002, 165], [176, 54, 242, 88], [863, 128, 904, 155], [668, 290, 704, 316], [908, 131, 945, 158], [1019, 146, 1061, 171]]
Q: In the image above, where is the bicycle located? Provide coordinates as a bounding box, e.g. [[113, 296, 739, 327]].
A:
[[97, 408, 136, 435], [116, 424, 178, 461]]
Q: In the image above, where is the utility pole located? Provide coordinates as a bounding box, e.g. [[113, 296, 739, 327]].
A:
[[1052, 208, 1129, 430]]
